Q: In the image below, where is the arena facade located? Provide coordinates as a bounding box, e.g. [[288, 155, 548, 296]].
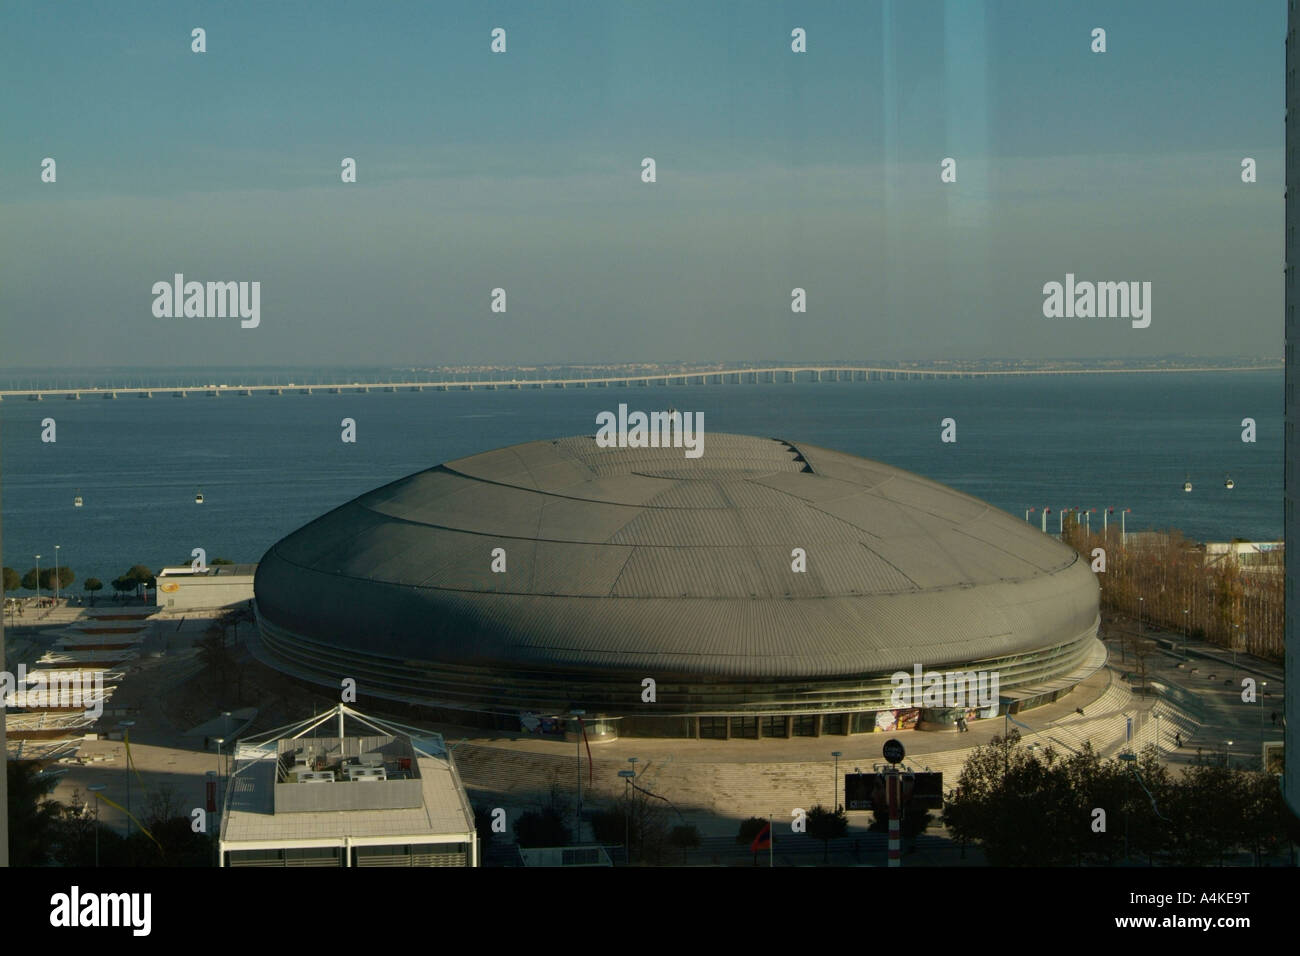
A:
[[252, 434, 1104, 741]]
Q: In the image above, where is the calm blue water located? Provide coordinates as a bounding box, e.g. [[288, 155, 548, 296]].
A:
[[0, 372, 1282, 588]]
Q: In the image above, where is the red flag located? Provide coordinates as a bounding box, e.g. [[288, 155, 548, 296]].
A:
[[750, 821, 772, 853]]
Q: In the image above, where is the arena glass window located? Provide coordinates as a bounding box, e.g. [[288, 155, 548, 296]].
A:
[[822, 714, 846, 735], [762, 716, 788, 738], [698, 716, 728, 740], [792, 714, 818, 737], [730, 716, 758, 739]]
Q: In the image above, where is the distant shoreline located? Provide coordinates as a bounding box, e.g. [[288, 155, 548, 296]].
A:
[[0, 363, 1283, 397]]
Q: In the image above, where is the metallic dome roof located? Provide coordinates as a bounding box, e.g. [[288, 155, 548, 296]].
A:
[[254, 434, 1099, 679]]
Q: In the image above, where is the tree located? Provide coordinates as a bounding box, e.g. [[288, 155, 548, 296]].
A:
[[736, 817, 769, 865], [49, 790, 116, 866], [111, 576, 133, 599], [211, 557, 235, 566], [472, 804, 498, 855], [667, 824, 701, 863], [868, 802, 934, 840], [514, 807, 571, 848], [590, 805, 629, 845], [21, 568, 39, 591], [24, 566, 74, 593], [591, 783, 676, 864], [2, 566, 20, 593], [126, 564, 155, 598], [514, 782, 573, 849], [5, 760, 62, 866], [83, 578, 103, 605], [197, 625, 236, 695], [804, 804, 848, 863], [943, 731, 1092, 865]]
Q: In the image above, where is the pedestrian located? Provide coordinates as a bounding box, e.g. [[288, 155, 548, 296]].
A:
[[1175, 732, 1182, 748]]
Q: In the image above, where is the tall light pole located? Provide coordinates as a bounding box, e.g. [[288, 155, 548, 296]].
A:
[[1183, 608, 1190, 660], [214, 735, 225, 808], [1226, 739, 1234, 770], [53, 545, 60, 604], [87, 784, 106, 866], [34, 554, 40, 604], [1153, 712, 1162, 767], [618, 769, 635, 864], [569, 710, 585, 841], [120, 719, 136, 838], [1260, 681, 1268, 758], [831, 751, 842, 810]]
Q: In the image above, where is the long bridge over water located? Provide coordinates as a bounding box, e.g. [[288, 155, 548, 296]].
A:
[[0, 364, 1279, 401]]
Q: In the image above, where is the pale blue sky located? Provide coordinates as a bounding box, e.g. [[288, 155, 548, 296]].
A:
[[0, 0, 1285, 367]]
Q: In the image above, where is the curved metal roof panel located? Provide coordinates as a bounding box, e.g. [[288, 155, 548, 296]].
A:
[[255, 434, 1099, 678]]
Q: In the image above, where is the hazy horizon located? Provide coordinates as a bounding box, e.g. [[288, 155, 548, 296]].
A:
[[1, 1, 1285, 367]]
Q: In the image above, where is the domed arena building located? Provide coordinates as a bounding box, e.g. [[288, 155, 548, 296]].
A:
[[252, 434, 1104, 741]]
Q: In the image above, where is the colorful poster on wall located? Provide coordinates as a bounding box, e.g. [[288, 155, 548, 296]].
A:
[[875, 708, 922, 732]]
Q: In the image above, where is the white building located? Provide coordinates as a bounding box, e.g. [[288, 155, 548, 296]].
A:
[[218, 704, 478, 867], [156, 563, 255, 611]]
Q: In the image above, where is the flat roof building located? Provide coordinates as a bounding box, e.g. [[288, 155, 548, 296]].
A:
[[218, 704, 478, 867], [156, 563, 255, 611]]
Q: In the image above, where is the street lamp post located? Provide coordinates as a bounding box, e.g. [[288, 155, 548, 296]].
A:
[[87, 784, 106, 866], [1225, 739, 1234, 770], [626, 757, 638, 861], [618, 769, 636, 864], [120, 720, 136, 838], [1183, 609, 1189, 660], [214, 735, 225, 802], [1119, 752, 1136, 862], [1232, 626, 1240, 689], [54, 545, 60, 604], [34, 554, 40, 604], [831, 751, 842, 810], [569, 710, 585, 841], [1260, 682, 1268, 758]]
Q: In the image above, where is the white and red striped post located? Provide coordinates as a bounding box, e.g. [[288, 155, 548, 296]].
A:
[[886, 769, 901, 867]]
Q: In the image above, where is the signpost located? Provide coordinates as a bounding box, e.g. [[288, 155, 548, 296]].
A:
[[882, 739, 904, 867]]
